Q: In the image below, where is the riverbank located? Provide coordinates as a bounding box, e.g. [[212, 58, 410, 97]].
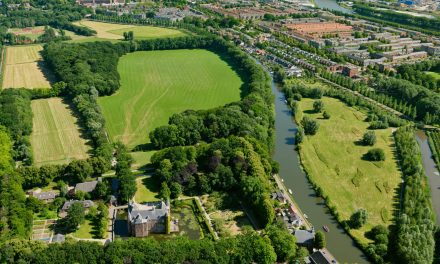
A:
[[271, 82, 368, 263]]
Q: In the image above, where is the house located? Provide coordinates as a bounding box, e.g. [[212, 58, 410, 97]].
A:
[[305, 249, 338, 264], [127, 201, 175, 237], [33, 191, 57, 202], [74, 177, 102, 194], [294, 229, 315, 247], [29, 189, 57, 202], [271, 191, 287, 203], [60, 200, 94, 217]]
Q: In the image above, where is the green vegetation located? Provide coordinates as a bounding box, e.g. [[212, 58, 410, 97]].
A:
[[394, 127, 435, 264], [426, 71, 440, 81], [134, 175, 160, 202], [109, 26, 186, 40], [99, 49, 242, 148], [295, 97, 401, 244], [427, 130, 440, 168]]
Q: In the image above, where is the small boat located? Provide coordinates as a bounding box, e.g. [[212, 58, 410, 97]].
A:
[[304, 214, 308, 219], [323, 225, 330, 232], [281, 178, 284, 182], [284, 99, 288, 104], [288, 189, 293, 194]]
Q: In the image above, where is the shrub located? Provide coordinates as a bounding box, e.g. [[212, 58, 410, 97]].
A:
[[301, 117, 319, 135], [362, 131, 376, 146], [350, 208, 368, 229], [364, 148, 385, 161], [313, 100, 324, 113], [323, 111, 331, 119]]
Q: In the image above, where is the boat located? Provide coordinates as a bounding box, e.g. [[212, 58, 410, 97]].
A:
[[304, 214, 308, 219], [288, 189, 292, 194], [284, 99, 288, 104], [323, 225, 330, 232], [281, 178, 284, 182]]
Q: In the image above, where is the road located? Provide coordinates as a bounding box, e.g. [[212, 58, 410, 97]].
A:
[[273, 174, 312, 230]]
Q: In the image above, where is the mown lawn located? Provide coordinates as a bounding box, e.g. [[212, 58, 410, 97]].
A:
[[297, 97, 401, 244], [98, 49, 242, 149], [134, 175, 161, 203]]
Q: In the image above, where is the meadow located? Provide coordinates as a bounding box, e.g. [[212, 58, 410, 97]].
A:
[[297, 97, 401, 243], [2, 45, 52, 89], [31, 98, 90, 166], [73, 20, 186, 40], [98, 49, 242, 149]]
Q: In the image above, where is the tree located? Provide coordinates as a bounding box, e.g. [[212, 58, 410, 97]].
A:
[[296, 127, 304, 144], [65, 160, 93, 183], [93, 181, 109, 199], [323, 111, 331, 119], [350, 209, 368, 229], [364, 148, 385, 161], [314, 231, 326, 249], [266, 225, 297, 262], [65, 202, 85, 231], [301, 117, 319, 135], [119, 169, 136, 203], [159, 182, 171, 200], [362, 131, 376, 146], [313, 100, 324, 113], [170, 182, 182, 199]]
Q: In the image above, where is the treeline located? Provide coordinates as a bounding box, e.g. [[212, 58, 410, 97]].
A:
[[284, 79, 407, 129], [0, 227, 303, 264], [353, 4, 440, 36], [395, 60, 440, 91], [151, 136, 275, 228], [0, 89, 33, 164], [319, 70, 439, 124], [394, 127, 435, 263], [0, 126, 32, 240], [0, 0, 95, 37]]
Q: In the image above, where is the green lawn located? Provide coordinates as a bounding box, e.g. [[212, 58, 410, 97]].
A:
[[134, 175, 161, 203], [425, 71, 440, 80], [297, 97, 401, 244], [108, 26, 186, 40], [98, 49, 242, 149], [72, 219, 93, 239]]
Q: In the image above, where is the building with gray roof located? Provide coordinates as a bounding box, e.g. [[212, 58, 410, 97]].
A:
[[74, 177, 102, 193], [127, 201, 170, 237]]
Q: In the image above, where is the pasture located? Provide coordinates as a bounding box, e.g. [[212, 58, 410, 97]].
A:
[[2, 45, 52, 89], [298, 97, 401, 244], [73, 20, 186, 40], [31, 98, 90, 166], [98, 49, 242, 148]]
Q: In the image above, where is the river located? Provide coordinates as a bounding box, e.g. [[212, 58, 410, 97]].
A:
[[415, 131, 440, 225], [271, 83, 369, 263], [314, 0, 352, 14]]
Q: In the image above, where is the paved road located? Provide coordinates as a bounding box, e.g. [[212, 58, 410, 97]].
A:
[[273, 174, 312, 229]]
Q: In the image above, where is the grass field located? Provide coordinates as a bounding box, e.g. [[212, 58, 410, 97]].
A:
[[73, 20, 186, 40], [31, 98, 90, 166], [98, 49, 242, 148], [3, 45, 52, 89], [425, 71, 440, 80], [8, 26, 46, 40], [298, 97, 401, 243], [134, 175, 161, 203]]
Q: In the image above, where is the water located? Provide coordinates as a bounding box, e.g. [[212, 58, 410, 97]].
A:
[[415, 131, 440, 225], [314, 0, 353, 14], [272, 83, 368, 263]]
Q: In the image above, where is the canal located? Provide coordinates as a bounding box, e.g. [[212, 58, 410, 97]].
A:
[[271, 83, 369, 263], [415, 131, 440, 225], [314, 0, 352, 14]]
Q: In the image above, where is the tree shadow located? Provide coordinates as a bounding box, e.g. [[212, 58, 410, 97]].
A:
[[36, 59, 57, 86]]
